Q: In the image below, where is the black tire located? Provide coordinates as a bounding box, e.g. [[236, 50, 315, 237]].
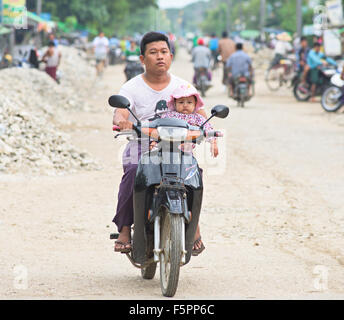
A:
[[141, 262, 157, 279], [321, 86, 344, 112], [159, 211, 183, 297], [293, 81, 311, 101], [200, 80, 206, 97]]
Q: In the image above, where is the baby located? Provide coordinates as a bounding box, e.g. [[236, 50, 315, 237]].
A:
[[158, 84, 219, 157]]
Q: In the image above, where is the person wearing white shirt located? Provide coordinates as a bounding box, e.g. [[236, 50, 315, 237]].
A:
[[92, 32, 109, 76]]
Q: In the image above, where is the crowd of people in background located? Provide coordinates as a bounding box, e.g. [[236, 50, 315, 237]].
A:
[[1, 26, 342, 104]]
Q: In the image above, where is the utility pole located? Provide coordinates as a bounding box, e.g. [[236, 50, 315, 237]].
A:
[[36, 0, 42, 16], [227, 0, 232, 34], [296, 0, 302, 37], [259, 0, 266, 36]]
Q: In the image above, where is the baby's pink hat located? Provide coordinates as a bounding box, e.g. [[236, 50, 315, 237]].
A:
[[167, 83, 204, 111]]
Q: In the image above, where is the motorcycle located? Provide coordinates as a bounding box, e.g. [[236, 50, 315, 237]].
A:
[[194, 67, 211, 97], [108, 94, 229, 297], [109, 45, 123, 65], [293, 65, 337, 101], [229, 74, 254, 108], [321, 70, 344, 112], [124, 55, 144, 81]]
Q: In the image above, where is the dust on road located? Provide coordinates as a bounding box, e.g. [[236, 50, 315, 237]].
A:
[[1, 48, 344, 299]]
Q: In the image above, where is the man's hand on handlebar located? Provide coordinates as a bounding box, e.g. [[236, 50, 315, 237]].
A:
[[118, 120, 133, 131]]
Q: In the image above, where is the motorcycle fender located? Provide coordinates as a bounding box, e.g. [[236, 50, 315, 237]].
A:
[[154, 189, 184, 215]]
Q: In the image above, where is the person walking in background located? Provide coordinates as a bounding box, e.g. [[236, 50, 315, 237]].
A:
[[42, 41, 62, 82], [92, 31, 109, 76], [218, 31, 236, 85]]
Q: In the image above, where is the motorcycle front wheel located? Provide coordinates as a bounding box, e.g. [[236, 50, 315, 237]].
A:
[[159, 210, 183, 297], [321, 86, 344, 112]]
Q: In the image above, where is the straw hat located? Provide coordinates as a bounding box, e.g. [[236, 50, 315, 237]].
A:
[[276, 32, 292, 42]]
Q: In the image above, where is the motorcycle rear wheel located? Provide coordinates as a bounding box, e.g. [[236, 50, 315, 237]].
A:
[[293, 81, 311, 101], [141, 262, 157, 279], [159, 210, 183, 297], [321, 86, 343, 112], [265, 67, 282, 91]]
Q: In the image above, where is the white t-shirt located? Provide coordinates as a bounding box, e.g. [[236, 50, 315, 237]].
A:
[[274, 40, 292, 56], [93, 36, 109, 57], [117, 73, 199, 122]]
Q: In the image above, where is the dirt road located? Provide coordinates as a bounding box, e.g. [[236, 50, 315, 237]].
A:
[[1, 48, 344, 299]]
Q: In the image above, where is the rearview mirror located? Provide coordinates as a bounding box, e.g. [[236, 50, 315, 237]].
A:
[[108, 95, 130, 109], [211, 105, 229, 118]]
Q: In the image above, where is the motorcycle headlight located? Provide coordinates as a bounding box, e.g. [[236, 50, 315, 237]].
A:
[[157, 126, 188, 142]]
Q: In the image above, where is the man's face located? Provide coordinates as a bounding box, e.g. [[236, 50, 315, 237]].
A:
[[140, 41, 173, 74], [301, 40, 308, 48]]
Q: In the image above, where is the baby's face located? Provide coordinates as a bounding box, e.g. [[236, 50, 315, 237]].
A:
[[175, 96, 196, 114]]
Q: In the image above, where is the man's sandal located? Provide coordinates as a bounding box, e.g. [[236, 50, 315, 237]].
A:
[[192, 237, 205, 256], [114, 240, 132, 253]]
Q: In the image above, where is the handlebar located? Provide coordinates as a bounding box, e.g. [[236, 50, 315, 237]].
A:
[[112, 123, 223, 143]]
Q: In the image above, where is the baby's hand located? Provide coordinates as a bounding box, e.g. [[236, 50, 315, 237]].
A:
[[210, 140, 218, 158], [149, 141, 158, 150]]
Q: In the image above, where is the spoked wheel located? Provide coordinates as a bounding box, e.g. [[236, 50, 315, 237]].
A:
[[321, 86, 343, 112], [265, 67, 282, 91], [159, 210, 183, 297]]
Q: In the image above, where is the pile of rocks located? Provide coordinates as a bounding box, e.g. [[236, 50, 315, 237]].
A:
[[0, 45, 100, 175], [0, 95, 100, 175]]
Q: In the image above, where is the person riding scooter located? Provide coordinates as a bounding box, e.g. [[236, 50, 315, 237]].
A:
[[307, 42, 337, 102], [191, 38, 212, 86], [123, 40, 143, 81], [226, 42, 253, 97]]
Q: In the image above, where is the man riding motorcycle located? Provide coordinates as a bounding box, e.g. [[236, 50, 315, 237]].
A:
[[112, 32, 209, 255], [226, 42, 253, 97], [296, 36, 310, 84], [191, 38, 212, 86], [307, 42, 337, 102], [123, 40, 143, 81]]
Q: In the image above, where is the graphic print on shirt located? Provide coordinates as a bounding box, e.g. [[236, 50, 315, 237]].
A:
[[149, 100, 169, 120]]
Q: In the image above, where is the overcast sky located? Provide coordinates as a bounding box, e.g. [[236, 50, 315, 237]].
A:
[[158, 0, 203, 9]]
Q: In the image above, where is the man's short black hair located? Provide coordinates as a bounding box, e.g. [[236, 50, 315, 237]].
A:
[[236, 42, 243, 50], [222, 31, 228, 38], [140, 31, 171, 55], [300, 36, 307, 42], [48, 41, 55, 47], [314, 42, 321, 47]]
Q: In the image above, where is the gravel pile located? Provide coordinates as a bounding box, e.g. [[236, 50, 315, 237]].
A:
[[0, 46, 100, 175], [0, 95, 100, 175]]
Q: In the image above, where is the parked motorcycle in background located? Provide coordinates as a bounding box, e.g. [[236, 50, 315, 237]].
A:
[[124, 55, 144, 81], [321, 69, 344, 112]]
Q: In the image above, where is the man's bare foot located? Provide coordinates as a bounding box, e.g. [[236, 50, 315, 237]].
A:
[[114, 226, 132, 253]]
